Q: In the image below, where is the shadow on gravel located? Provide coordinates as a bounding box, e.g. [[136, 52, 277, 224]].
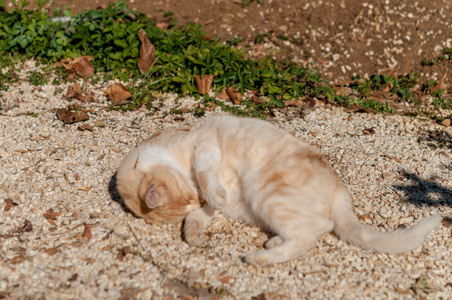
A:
[[108, 172, 129, 213], [393, 171, 452, 207], [417, 129, 452, 149]]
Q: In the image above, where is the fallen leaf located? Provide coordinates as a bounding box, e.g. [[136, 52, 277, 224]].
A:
[[431, 74, 447, 94], [72, 56, 95, 79], [43, 248, 60, 256], [217, 89, 230, 101], [377, 67, 395, 77], [117, 246, 131, 261], [205, 102, 216, 111], [105, 83, 132, 106], [163, 279, 190, 295], [82, 224, 92, 239], [68, 241, 84, 248], [21, 220, 33, 232], [252, 292, 287, 300], [442, 217, 452, 228], [77, 186, 91, 191], [43, 208, 61, 221], [68, 273, 78, 282], [78, 124, 93, 131], [4, 198, 18, 212], [2, 99, 19, 112], [250, 94, 266, 104], [66, 82, 82, 98], [411, 275, 442, 294], [56, 108, 89, 124], [363, 128, 375, 135], [226, 87, 242, 104], [284, 100, 303, 107], [441, 119, 450, 127], [8, 254, 25, 265], [138, 29, 156, 74], [77, 92, 95, 102], [357, 214, 373, 221], [194, 74, 214, 95], [219, 276, 234, 284], [156, 21, 170, 30]]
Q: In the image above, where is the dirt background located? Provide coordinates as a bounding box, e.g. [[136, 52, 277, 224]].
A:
[[5, 0, 452, 86]]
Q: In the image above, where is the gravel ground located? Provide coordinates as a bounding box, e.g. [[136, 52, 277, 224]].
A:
[[0, 62, 451, 299]]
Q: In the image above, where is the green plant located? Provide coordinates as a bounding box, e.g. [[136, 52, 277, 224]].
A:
[[27, 70, 48, 85]]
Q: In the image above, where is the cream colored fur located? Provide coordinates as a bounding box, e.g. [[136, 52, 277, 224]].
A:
[[116, 115, 442, 267]]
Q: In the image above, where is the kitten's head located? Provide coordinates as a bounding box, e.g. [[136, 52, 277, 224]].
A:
[[116, 146, 200, 223]]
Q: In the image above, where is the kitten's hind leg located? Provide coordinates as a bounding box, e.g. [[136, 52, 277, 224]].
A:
[[243, 219, 333, 267], [184, 205, 217, 246], [193, 138, 227, 210], [265, 236, 283, 249]]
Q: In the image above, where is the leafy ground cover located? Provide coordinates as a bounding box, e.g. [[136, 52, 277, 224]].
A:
[[0, 0, 451, 123]]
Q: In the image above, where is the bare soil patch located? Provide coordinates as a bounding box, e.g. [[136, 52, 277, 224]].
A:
[[7, 0, 452, 86]]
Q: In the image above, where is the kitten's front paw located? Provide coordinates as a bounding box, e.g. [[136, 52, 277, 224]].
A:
[[184, 220, 205, 247], [205, 184, 227, 210]]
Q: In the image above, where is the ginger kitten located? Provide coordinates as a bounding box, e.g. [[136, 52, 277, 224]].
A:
[[116, 116, 441, 267]]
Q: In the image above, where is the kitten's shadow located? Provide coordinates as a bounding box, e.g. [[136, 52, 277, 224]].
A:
[[393, 170, 452, 207], [108, 172, 130, 213]]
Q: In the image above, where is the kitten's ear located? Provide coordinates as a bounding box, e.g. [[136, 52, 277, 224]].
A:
[[145, 184, 167, 209]]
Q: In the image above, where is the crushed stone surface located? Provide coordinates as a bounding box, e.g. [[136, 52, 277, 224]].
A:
[[0, 63, 451, 299]]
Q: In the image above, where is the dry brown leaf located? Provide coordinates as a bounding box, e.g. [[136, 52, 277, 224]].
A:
[[138, 29, 156, 73], [377, 67, 395, 77], [77, 186, 91, 191], [284, 100, 304, 107], [156, 22, 170, 30], [8, 254, 25, 265], [217, 89, 230, 101], [43, 208, 61, 221], [82, 224, 93, 239], [68, 273, 78, 282], [4, 198, 18, 212], [56, 108, 89, 124], [442, 217, 452, 228], [431, 74, 447, 94], [117, 246, 131, 261], [219, 276, 234, 284], [363, 128, 375, 135], [77, 92, 95, 103], [78, 124, 93, 131], [105, 83, 132, 106], [72, 56, 95, 79], [194, 74, 214, 95], [21, 220, 33, 232], [441, 119, 451, 126], [226, 87, 242, 104], [250, 94, 266, 104], [55, 58, 74, 70], [43, 248, 60, 256], [3, 99, 20, 112], [205, 102, 216, 111]]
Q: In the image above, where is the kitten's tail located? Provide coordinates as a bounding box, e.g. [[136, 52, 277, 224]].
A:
[[331, 185, 442, 254]]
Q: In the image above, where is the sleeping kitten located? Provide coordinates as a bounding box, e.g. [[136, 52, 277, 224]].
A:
[[116, 115, 442, 267]]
